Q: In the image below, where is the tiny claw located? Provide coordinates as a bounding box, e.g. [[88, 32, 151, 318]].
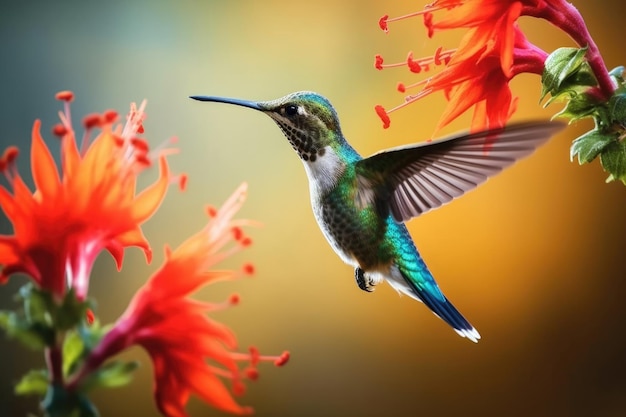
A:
[[355, 267, 375, 292]]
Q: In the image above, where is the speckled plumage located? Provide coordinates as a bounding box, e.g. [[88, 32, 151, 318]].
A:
[[191, 91, 564, 343]]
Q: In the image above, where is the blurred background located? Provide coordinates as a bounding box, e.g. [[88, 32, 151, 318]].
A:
[[1, 1, 625, 416]]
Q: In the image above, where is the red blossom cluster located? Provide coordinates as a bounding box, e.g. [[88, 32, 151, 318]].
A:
[[0, 92, 288, 416], [374, 0, 614, 132]]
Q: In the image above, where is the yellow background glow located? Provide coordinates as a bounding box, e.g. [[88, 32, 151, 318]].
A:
[[1, 1, 625, 416]]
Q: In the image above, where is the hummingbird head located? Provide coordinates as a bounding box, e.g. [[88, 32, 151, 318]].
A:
[[190, 91, 345, 163]]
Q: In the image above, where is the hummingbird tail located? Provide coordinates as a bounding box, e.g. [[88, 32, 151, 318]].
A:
[[391, 266, 481, 342], [416, 286, 481, 343]]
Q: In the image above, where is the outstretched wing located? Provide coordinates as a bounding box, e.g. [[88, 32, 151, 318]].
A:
[[355, 121, 564, 223]]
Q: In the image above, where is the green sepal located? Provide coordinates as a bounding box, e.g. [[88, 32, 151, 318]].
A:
[[543, 68, 598, 109], [19, 284, 54, 326], [600, 140, 626, 184], [541, 46, 591, 101], [17, 283, 93, 331], [14, 369, 49, 396], [553, 93, 599, 123], [570, 128, 616, 164], [80, 360, 139, 392], [55, 288, 92, 332]]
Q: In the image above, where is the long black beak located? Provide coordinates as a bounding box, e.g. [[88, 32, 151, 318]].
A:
[[189, 95, 263, 111]]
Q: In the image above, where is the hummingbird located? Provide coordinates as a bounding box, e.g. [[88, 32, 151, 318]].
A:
[[190, 91, 563, 342]]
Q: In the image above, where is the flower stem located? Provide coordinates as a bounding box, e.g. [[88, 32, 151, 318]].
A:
[[66, 319, 130, 391], [525, 0, 615, 99], [512, 46, 548, 76], [45, 344, 64, 385]]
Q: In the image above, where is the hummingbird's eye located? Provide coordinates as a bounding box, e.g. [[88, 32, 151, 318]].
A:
[[284, 104, 298, 116]]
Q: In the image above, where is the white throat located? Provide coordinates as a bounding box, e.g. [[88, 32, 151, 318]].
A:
[[302, 145, 344, 195]]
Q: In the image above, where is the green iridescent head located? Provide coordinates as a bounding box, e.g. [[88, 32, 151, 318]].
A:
[[190, 91, 344, 162]]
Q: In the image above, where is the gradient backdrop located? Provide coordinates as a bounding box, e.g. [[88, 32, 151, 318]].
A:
[[1, 1, 625, 416]]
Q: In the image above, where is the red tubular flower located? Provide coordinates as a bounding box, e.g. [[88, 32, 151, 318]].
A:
[[423, 0, 523, 77], [424, 28, 549, 132], [374, 0, 547, 131], [0, 92, 174, 298], [69, 183, 289, 416], [375, 0, 617, 130]]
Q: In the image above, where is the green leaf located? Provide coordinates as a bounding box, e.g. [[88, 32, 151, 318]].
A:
[[63, 331, 85, 377], [570, 129, 616, 164], [0, 310, 52, 350], [600, 140, 626, 184], [15, 369, 49, 396], [81, 361, 139, 392], [0, 311, 10, 328], [609, 92, 626, 124]]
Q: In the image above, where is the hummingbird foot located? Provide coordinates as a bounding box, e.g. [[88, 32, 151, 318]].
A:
[[354, 267, 376, 293]]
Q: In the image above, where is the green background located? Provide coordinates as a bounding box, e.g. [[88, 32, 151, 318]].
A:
[[1, 1, 625, 416]]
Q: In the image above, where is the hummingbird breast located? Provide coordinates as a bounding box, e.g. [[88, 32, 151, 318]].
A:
[[310, 168, 392, 271]]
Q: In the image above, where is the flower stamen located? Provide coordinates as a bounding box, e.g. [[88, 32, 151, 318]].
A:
[[55, 91, 74, 128], [376, 88, 435, 128], [378, 4, 457, 33], [241, 263, 255, 276], [374, 105, 391, 129], [397, 78, 431, 93], [52, 124, 68, 137], [374, 54, 408, 71], [81, 113, 103, 155], [0, 146, 19, 182], [230, 347, 290, 368]]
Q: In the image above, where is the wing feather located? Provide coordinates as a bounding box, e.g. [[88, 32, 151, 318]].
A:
[[356, 121, 564, 223]]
